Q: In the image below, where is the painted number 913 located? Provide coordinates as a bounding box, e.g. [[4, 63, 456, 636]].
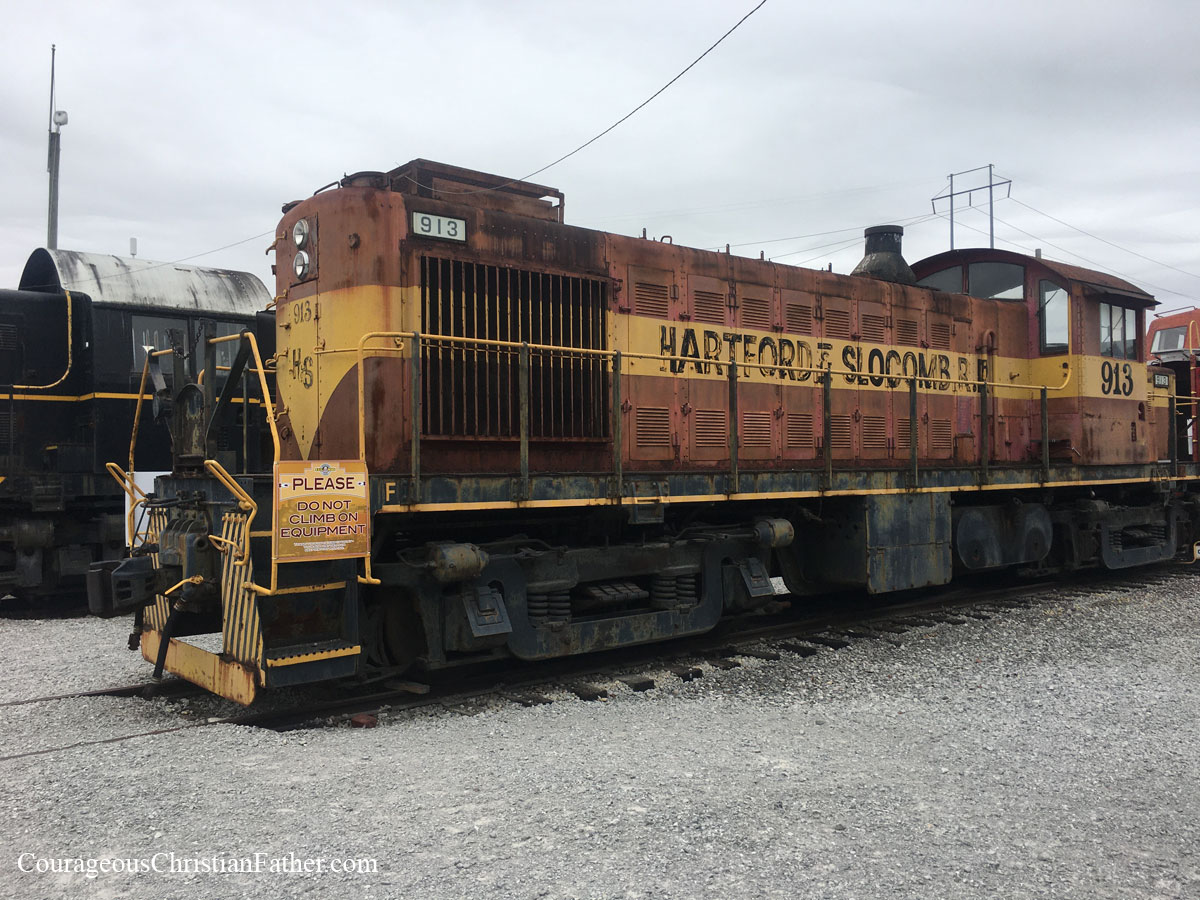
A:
[[1100, 359, 1134, 396], [411, 212, 467, 242]]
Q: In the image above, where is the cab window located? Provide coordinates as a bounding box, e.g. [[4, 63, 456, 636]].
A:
[[916, 266, 962, 293], [969, 262, 1025, 300], [132, 314, 186, 376], [1038, 281, 1069, 354], [1099, 303, 1138, 360], [1151, 325, 1188, 353]]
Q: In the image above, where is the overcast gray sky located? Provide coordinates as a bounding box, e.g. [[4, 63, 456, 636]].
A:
[[3, 0, 1198, 304]]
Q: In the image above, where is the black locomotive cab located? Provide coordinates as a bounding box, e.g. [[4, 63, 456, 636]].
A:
[[0, 248, 271, 603]]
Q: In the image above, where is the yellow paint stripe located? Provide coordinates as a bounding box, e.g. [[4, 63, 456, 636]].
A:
[[265, 645, 361, 667], [248, 581, 348, 596], [375, 473, 1200, 513], [4, 391, 262, 404]]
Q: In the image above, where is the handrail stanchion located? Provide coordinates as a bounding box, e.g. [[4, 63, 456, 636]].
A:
[[612, 351, 623, 501], [410, 332, 421, 505], [519, 343, 531, 500], [822, 367, 833, 488], [909, 376, 919, 486], [1041, 386, 1050, 482], [980, 378, 990, 482], [728, 360, 739, 494]]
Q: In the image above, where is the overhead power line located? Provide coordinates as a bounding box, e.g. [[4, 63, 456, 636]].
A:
[[1010, 198, 1200, 283], [398, 0, 770, 197], [951, 207, 1191, 300]]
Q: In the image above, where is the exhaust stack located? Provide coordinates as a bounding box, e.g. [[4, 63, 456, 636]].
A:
[[851, 225, 915, 285]]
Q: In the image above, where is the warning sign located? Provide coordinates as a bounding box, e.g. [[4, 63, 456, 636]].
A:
[[273, 460, 370, 562]]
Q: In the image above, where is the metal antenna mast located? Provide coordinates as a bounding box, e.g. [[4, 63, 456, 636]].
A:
[[930, 164, 1012, 250], [47, 45, 68, 250]]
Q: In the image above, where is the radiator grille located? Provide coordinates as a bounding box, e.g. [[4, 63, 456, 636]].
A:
[[421, 257, 608, 439], [0, 324, 17, 352], [741, 411, 772, 448], [693, 289, 726, 325], [785, 302, 813, 334], [896, 318, 920, 345], [824, 308, 852, 339], [636, 407, 671, 447], [740, 296, 772, 330], [693, 409, 727, 448], [786, 413, 813, 448], [634, 281, 670, 317]]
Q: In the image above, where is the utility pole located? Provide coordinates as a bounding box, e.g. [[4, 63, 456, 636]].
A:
[[47, 45, 68, 250], [931, 165, 1011, 251]]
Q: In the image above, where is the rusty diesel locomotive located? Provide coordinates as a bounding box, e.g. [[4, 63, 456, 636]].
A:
[[98, 160, 1200, 703]]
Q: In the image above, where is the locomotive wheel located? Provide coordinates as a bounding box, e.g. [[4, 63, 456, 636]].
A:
[[359, 589, 424, 673]]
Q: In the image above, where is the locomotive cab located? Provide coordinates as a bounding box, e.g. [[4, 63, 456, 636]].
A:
[[912, 248, 1163, 468], [1147, 307, 1200, 461]]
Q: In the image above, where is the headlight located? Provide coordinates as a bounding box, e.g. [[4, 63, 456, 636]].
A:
[[292, 219, 310, 249], [293, 251, 310, 280]]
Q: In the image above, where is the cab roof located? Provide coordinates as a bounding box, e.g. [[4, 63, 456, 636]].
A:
[[18, 248, 270, 316]]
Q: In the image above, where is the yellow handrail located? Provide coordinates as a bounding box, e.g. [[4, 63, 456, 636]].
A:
[[105, 462, 150, 547], [203, 459, 255, 570], [203, 332, 280, 462]]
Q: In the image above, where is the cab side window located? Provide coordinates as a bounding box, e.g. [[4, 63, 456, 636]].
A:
[[1039, 280, 1069, 354], [1099, 302, 1138, 360]]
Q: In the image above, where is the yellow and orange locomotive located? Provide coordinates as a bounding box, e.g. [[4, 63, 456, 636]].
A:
[[97, 160, 1199, 704]]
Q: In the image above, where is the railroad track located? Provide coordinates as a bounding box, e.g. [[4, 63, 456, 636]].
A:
[[0, 677, 205, 709], [1, 561, 1193, 762]]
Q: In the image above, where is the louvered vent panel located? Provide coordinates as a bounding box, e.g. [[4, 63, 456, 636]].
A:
[[860, 314, 887, 343], [896, 318, 920, 346], [786, 413, 813, 448], [785, 303, 813, 334], [862, 416, 888, 451], [932, 419, 953, 452], [896, 419, 912, 451], [741, 296, 772, 330], [930, 322, 952, 350], [0, 324, 17, 352], [634, 282, 670, 318], [636, 407, 671, 447], [741, 411, 772, 448], [830, 415, 853, 453], [693, 409, 728, 448], [825, 308, 852, 339], [0, 409, 10, 447], [693, 290, 726, 325]]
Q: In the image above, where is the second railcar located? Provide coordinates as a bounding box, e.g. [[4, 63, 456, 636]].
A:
[[0, 249, 272, 602]]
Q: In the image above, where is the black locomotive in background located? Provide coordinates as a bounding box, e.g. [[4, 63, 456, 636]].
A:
[[0, 248, 272, 604]]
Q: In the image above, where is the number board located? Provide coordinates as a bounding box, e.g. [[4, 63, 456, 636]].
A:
[[1154, 372, 1171, 389], [274, 460, 370, 562], [411, 211, 467, 242]]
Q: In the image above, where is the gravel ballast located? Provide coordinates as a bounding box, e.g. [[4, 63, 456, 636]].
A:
[[1, 579, 1197, 899]]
